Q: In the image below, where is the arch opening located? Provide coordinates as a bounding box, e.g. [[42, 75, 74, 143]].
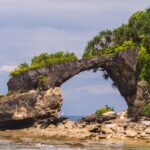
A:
[[61, 70, 127, 121]]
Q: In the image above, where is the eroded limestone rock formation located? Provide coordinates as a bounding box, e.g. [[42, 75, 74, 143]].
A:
[[8, 48, 144, 116], [0, 48, 149, 129], [0, 87, 62, 129], [8, 49, 139, 97]]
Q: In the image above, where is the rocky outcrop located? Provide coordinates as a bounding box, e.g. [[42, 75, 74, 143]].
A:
[[0, 87, 62, 129], [7, 48, 144, 117], [18, 113, 150, 141], [128, 80, 150, 117], [0, 47, 147, 130], [8, 49, 138, 96], [80, 112, 117, 124]]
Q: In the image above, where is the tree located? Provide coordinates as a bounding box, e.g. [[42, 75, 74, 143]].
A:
[[83, 8, 150, 85]]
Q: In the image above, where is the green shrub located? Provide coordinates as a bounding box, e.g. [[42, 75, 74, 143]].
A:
[[7, 90, 13, 96], [0, 94, 4, 99], [96, 105, 114, 116], [10, 63, 30, 77], [10, 51, 77, 77], [138, 46, 150, 85], [38, 75, 47, 90], [31, 51, 77, 68], [141, 103, 150, 116], [115, 40, 136, 52]]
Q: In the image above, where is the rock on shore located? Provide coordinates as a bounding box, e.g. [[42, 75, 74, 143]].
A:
[[0, 87, 62, 129], [24, 111, 150, 141]]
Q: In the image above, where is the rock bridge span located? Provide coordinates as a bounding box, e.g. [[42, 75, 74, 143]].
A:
[[8, 49, 140, 115], [0, 48, 149, 129]]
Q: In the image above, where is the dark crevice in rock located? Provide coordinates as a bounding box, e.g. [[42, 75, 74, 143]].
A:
[[0, 119, 35, 130]]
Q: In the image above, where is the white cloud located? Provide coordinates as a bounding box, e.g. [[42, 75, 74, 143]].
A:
[[0, 0, 147, 15], [0, 65, 17, 72], [64, 85, 119, 95], [0, 27, 95, 65], [83, 85, 119, 95], [0, 0, 148, 31]]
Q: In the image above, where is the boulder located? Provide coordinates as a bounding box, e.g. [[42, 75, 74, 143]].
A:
[[0, 87, 62, 129], [126, 129, 137, 137], [145, 127, 150, 134], [142, 121, 150, 126], [81, 114, 102, 124], [102, 111, 117, 121], [100, 125, 114, 134]]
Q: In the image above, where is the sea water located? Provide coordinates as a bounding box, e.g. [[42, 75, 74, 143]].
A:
[[0, 140, 149, 150]]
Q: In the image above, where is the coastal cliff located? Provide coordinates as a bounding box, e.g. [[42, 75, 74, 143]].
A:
[[0, 48, 149, 141], [7, 48, 149, 117]]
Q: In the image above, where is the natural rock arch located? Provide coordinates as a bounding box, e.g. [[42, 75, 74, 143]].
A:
[[0, 48, 150, 129], [8, 48, 141, 117]]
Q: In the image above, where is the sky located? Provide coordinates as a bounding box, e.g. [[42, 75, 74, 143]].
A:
[[0, 0, 149, 116]]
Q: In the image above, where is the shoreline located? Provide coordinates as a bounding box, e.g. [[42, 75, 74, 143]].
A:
[[0, 129, 150, 148], [0, 118, 149, 148]]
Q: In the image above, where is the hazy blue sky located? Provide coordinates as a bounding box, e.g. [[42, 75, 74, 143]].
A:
[[0, 0, 149, 116]]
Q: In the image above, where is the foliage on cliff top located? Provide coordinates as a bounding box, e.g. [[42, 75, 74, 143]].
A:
[[10, 51, 77, 77], [83, 8, 150, 85]]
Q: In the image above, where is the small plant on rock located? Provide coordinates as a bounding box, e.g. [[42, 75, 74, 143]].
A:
[[96, 105, 114, 116], [0, 94, 4, 99], [38, 75, 47, 90], [141, 103, 150, 116], [6, 90, 13, 96]]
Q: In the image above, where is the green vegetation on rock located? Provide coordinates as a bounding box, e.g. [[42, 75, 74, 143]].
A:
[[96, 105, 114, 116], [38, 75, 47, 90], [6, 90, 13, 96], [31, 51, 77, 68], [0, 94, 4, 99], [141, 103, 150, 116], [9, 8, 150, 86], [83, 8, 150, 85], [10, 63, 30, 77], [10, 51, 77, 77]]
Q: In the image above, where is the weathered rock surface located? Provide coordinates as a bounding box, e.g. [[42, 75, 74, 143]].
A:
[[70, 111, 148, 140], [102, 111, 117, 121], [80, 111, 117, 124], [0, 87, 62, 129], [19, 116, 150, 141], [128, 80, 150, 117], [7, 48, 145, 117]]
